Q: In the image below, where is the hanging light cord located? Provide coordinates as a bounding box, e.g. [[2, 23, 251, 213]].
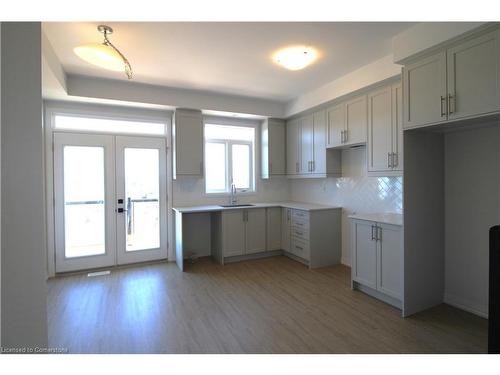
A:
[[102, 29, 133, 79]]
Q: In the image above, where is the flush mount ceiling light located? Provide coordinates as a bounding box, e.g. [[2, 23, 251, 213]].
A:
[[273, 46, 318, 71], [74, 25, 133, 79]]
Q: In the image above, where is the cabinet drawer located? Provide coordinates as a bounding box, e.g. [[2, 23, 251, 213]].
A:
[[291, 226, 309, 240], [291, 210, 309, 229], [290, 237, 310, 260], [291, 209, 309, 220]]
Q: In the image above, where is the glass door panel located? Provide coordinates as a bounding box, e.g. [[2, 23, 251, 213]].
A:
[[54, 133, 116, 273], [63, 146, 106, 257], [115, 136, 167, 265], [124, 148, 160, 251]]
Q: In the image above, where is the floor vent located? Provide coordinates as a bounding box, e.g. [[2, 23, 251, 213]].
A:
[[87, 270, 111, 277]]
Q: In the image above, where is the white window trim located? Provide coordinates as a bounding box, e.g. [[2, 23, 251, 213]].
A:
[[203, 122, 257, 196]]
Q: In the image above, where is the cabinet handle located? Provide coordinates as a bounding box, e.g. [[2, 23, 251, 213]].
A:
[[344, 129, 348, 143], [287, 209, 291, 221], [371, 225, 375, 241], [340, 130, 344, 143], [295, 245, 304, 251], [312, 161, 315, 172], [377, 227, 382, 242], [448, 94, 454, 114], [387, 153, 391, 168], [440, 96, 447, 117], [392, 152, 398, 168], [308, 161, 311, 172]]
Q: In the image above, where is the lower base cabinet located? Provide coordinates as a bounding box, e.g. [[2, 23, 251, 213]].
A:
[[351, 218, 403, 306]]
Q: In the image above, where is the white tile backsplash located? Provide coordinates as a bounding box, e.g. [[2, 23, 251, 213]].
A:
[[289, 146, 403, 265]]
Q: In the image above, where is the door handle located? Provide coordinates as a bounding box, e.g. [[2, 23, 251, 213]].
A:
[[448, 94, 454, 114], [440, 96, 447, 117]]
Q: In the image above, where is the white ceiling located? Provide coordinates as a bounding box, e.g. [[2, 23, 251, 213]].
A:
[[43, 22, 414, 102]]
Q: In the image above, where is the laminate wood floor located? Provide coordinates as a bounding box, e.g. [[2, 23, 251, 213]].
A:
[[47, 256, 487, 353]]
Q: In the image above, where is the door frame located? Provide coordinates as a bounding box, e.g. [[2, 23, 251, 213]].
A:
[[44, 101, 173, 276]]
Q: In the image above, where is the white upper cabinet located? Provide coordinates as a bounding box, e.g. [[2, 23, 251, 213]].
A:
[[300, 114, 314, 174], [172, 109, 204, 178], [403, 27, 500, 129], [326, 95, 367, 148], [447, 30, 500, 121], [403, 51, 447, 129], [368, 86, 393, 172], [286, 110, 341, 179], [367, 82, 403, 175], [344, 95, 368, 147], [326, 104, 344, 148], [261, 118, 286, 179], [286, 118, 300, 175]]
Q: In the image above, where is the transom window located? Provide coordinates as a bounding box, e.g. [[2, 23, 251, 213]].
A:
[[204, 123, 255, 194], [54, 115, 166, 135]]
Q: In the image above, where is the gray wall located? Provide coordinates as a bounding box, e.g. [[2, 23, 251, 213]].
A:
[[1, 23, 48, 348], [444, 124, 500, 317]]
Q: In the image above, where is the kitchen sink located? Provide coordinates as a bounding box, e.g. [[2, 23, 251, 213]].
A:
[[219, 204, 255, 208]]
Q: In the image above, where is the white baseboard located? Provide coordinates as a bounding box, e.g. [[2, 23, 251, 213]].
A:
[[341, 257, 351, 267], [444, 292, 488, 319]]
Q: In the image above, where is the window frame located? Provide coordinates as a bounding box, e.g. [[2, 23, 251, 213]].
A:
[[203, 123, 256, 196]]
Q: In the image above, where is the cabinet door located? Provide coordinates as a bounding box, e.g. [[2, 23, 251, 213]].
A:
[[312, 110, 326, 174], [300, 115, 314, 174], [403, 51, 447, 129], [352, 220, 377, 289], [269, 120, 286, 175], [391, 83, 403, 171], [173, 110, 203, 177], [266, 207, 282, 251], [447, 30, 500, 121], [367, 86, 393, 172], [281, 208, 291, 252], [221, 210, 245, 257], [326, 104, 344, 148], [377, 223, 403, 299], [345, 95, 367, 146], [245, 208, 267, 254], [286, 119, 300, 175]]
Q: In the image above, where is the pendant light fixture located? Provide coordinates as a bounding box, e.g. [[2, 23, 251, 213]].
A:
[[74, 25, 133, 79]]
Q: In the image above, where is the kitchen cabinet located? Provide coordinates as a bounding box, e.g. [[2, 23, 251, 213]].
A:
[[261, 118, 286, 178], [344, 95, 368, 146], [246, 208, 267, 254], [281, 207, 291, 252], [326, 95, 367, 148], [221, 208, 266, 257], [266, 207, 282, 251], [221, 210, 245, 257], [403, 52, 447, 129], [367, 82, 403, 174], [286, 118, 300, 175], [283, 208, 341, 267], [326, 104, 344, 148], [300, 114, 314, 174], [351, 218, 403, 305], [172, 109, 204, 178], [403, 28, 500, 129], [447, 30, 500, 121], [286, 110, 341, 178]]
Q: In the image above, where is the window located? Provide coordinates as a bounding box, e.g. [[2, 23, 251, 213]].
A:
[[54, 115, 166, 135], [204, 123, 255, 194]]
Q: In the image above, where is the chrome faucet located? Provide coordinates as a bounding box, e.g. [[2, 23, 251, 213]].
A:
[[229, 182, 237, 205]]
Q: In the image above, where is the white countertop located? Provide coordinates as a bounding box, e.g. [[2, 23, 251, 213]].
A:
[[348, 212, 403, 226], [173, 201, 341, 214]]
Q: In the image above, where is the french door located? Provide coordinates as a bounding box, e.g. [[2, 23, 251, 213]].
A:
[[54, 133, 167, 273]]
